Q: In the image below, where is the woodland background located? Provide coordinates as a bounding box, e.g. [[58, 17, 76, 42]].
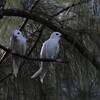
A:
[[0, 0, 100, 100]]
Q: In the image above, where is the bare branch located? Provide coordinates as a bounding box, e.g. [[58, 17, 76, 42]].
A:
[[20, 0, 41, 31], [0, 73, 12, 82], [0, 44, 66, 63], [52, 0, 91, 17], [27, 25, 44, 56]]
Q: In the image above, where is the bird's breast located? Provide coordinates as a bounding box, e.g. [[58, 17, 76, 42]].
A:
[[45, 40, 59, 58]]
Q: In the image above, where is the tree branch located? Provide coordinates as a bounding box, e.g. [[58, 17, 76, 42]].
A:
[[52, 0, 90, 17], [0, 73, 12, 82], [20, 0, 41, 31], [0, 44, 65, 63]]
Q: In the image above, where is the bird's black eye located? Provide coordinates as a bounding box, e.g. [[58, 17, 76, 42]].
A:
[[17, 32, 20, 35], [56, 33, 59, 35]]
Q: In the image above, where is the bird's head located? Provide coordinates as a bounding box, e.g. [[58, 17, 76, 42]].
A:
[[13, 30, 23, 40], [50, 32, 62, 40]]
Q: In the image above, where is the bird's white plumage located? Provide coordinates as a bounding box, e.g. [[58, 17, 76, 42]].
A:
[[31, 32, 61, 83], [10, 30, 26, 77]]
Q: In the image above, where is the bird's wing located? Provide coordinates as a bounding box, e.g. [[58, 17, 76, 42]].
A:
[[10, 36, 14, 50], [55, 43, 59, 58], [31, 40, 49, 79], [21, 42, 26, 55], [40, 40, 48, 58], [19, 37, 27, 55], [9, 36, 12, 49]]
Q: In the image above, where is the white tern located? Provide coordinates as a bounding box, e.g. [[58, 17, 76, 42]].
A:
[[31, 32, 61, 83], [10, 30, 27, 77]]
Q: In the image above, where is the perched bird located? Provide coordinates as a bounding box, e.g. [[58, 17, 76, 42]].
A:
[[31, 32, 61, 83], [10, 30, 26, 77]]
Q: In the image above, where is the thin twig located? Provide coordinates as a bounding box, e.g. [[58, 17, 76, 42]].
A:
[[27, 25, 44, 56], [0, 72, 12, 82]]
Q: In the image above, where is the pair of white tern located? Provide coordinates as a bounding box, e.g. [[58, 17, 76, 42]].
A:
[[10, 29, 61, 82]]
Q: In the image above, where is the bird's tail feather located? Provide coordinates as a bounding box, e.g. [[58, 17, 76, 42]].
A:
[[40, 69, 47, 83], [31, 62, 43, 79], [13, 59, 19, 78]]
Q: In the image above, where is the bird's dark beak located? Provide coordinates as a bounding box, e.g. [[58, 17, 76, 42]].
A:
[[13, 35, 17, 40]]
